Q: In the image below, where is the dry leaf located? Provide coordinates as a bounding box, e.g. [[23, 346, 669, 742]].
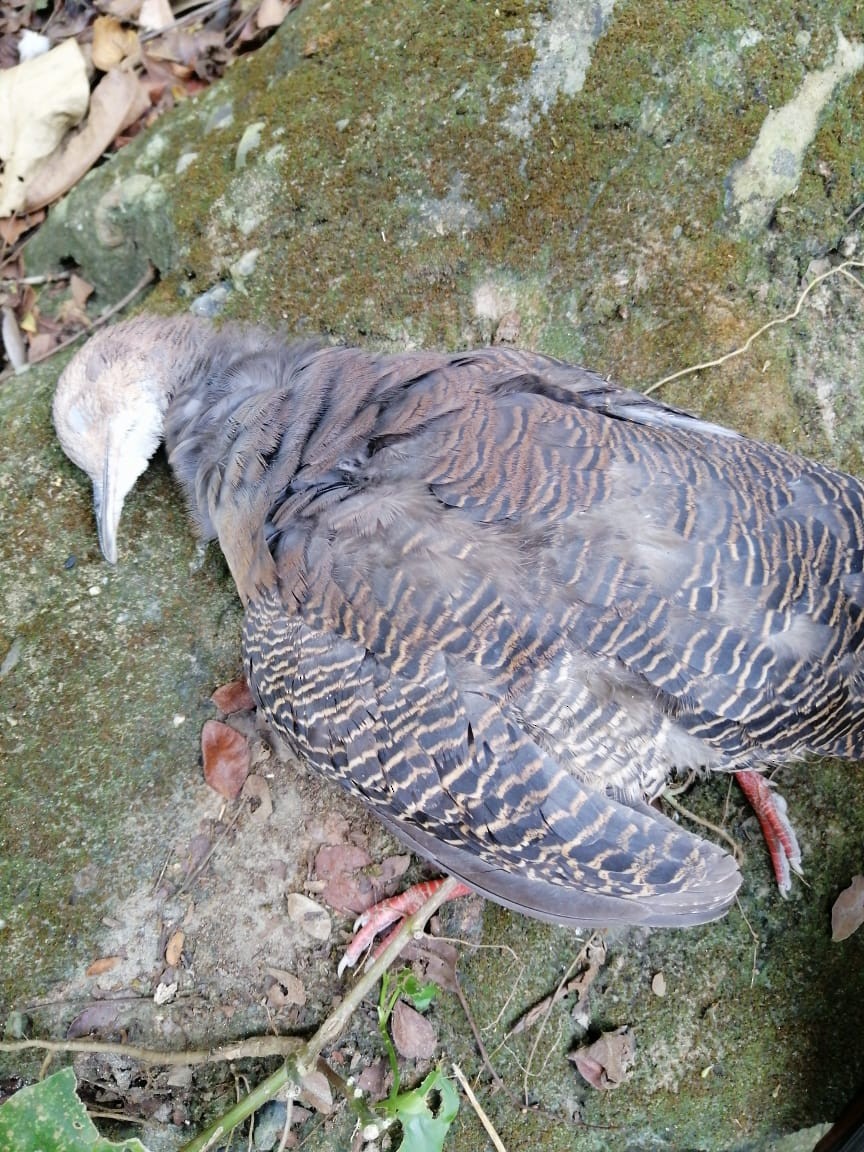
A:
[[2, 307, 26, 371], [211, 678, 256, 713], [402, 937, 459, 994], [0, 210, 44, 245], [27, 332, 58, 362], [266, 967, 306, 1006], [299, 1069, 333, 1114], [286, 893, 331, 941], [70, 274, 94, 309], [92, 15, 140, 71], [201, 719, 250, 799], [0, 39, 89, 217], [85, 956, 121, 977], [257, 0, 289, 30], [24, 69, 151, 214], [569, 1027, 635, 1090], [165, 929, 185, 967], [357, 1058, 388, 1098], [391, 999, 438, 1060], [138, 0, 174, 32], [376, 854, 411, 884], [315, 843, 372, 878], [832, 875, 864, 941], [242, 773, 273, 823], [67, 1001, 124, 1037]]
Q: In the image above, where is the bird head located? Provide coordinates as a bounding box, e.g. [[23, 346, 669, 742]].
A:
[[52, 316, 192, 563]]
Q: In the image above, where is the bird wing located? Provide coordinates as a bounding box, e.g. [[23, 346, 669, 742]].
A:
[[244, 587, 740, 926], [235, 346, 793, 926]]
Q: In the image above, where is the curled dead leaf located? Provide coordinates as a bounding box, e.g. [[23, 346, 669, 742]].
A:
[[832, 875, 864, 942], [201, 719, 250, 799], [266, 967, 306, 1006], [0, 39, 89, 217], [569, 1026, 635, 1091], [92, 15, 140, 71], [24, 69, 151, 214]]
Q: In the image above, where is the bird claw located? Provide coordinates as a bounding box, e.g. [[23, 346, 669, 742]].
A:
[[735, 770, 803, 895], [337, 878, 470, 977]]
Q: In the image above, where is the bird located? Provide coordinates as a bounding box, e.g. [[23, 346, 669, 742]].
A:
[[53, 313, 864, 958]]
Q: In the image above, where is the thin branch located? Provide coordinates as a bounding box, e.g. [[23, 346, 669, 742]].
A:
[[662, 790, 744, 864], [521, 932, 606, 1107], [178, 875, 464, 1152], [0, 1036, 302, 1065], [644, 259, 864, 396]]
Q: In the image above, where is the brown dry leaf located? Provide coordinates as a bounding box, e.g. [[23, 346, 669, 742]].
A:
[[211, 678, 256, 713], [266, 967, 306, 1006], [165, 929, 185, 967], [403, 937, 459, 994], [27, 331, 58, 362], [299, 1069, 333, 1115], [24, 69, 151, 214], [391, 998, 438, 1060], [70, 274, 94, 309], [357, 1058, 388, 1099], [201, 719, 250, 799], [569, 1026, 635, 1090], [315, 843, 372, 879], [67, 1001, 124, 1037], [0, 210, 44, 246], [92, 15, 140, 71], [376, 854, 411, 885], [832, 875, 864, 941], [242, 773, 273, 823], [315, 842, 375, 914], [85, 956, 121, 977]]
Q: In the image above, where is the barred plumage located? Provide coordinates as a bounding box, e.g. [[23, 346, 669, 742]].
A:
[[53, 314, 864, 928]]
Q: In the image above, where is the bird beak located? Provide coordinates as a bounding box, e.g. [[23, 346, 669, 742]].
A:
[[93, 456, 121, 565]]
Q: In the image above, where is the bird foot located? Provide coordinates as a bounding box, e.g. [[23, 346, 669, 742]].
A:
[[337, 878, 471, 976], [734, 769, 803, 895]]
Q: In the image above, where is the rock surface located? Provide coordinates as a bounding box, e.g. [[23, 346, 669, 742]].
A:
[[3, 1, 864, 1150]]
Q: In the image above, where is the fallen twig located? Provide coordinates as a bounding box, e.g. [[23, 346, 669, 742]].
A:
[[644, 258, 864, 396], [452, 1062, 508, 1152]]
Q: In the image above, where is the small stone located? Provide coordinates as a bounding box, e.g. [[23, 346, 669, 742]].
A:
[[252, 1099, 288, 1150], [651, 972, 667, 997]]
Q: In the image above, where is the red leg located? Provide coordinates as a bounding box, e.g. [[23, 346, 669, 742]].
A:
[[734, 770, 802, 894], [337, 878, 472, 976]]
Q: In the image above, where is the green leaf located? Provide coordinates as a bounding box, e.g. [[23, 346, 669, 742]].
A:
[[0, 1067, 151, 1152], [386, 1068, 459, 1152], [400, 975, 437, 1013]]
